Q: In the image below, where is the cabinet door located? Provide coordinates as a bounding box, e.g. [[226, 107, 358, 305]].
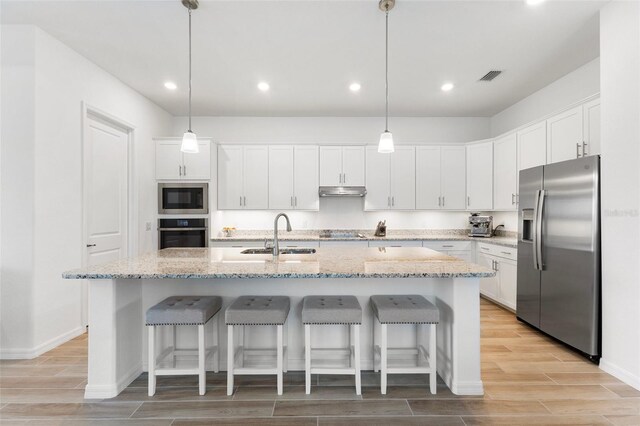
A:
[[182, 140, 211, 180], [497, 258, 517, 310], [547, 105, 583, 164], [583, 98, 600, 156], [477, 252, 499, 300], [416, 146, 441, 209], [243, 146, 269, 209], [517, 122, 547, 171], [441, 146, 466, 210], [217, 145, 244, 209], [447, 250, 473, 263], [294, 146, 319, 210], [390, 146, 415, 210], [319, 146, 342, 186], [365, 146, 391, 210], [466, 141, 493, 210], [156, 140, 182, 180], [342, 146, 365, 186], [268, 146, 294, 209], [493, 133, 517, 210]]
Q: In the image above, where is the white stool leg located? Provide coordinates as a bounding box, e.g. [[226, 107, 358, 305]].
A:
[[430, 323, 437, 394], [353, 324, 361, 396], [198, 324, 206, 395], [305, 324, 311, 394], [239, 325, 245, 368], [148, 325, 156, 396], [381, 323, 387, 395], [227, 324, 234, 396], [283, 319, 288, 373], [373, 317, 379, 373], [172, 325, 177, 368], [213, 312, 220, 373], [277, 324, 283, 396]]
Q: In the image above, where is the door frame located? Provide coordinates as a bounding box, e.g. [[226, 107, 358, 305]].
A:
[[80, 102, 137, 326]]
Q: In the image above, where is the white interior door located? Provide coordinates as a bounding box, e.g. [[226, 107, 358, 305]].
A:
[[440, 146, 466, 210], [84, 114, 129, 324], [390, 146, 415, 210], [294, 146, 319, 210], [416, 146, 441, 210], [268, 146, 295, 209]]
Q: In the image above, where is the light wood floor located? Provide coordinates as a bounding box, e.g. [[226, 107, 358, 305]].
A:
[[1, 299, 639, 425]]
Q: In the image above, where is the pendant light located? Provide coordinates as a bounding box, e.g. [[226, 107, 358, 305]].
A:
[[378, 0, 395, 153], [181, 0, 199, 154]]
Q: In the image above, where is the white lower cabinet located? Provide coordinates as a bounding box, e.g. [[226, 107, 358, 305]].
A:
[[319, 241, 369, 248], [477, 242, 517, 310], [368, 240, 422, 247], [422, 240, 473, 261]]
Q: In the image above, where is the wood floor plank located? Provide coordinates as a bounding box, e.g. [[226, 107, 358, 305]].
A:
[[38, 357, 88, 366], [233, 385, 361, 401], [604, 383, 640, 398], [273, 400, 411, 416], [605, 415, 640, 425], [0, 365, 68, 377], [484, 384, 620, 400], [21, 420, 173, 425], [173, 418, 318, 426], [0, 388, 87, 403], [110, 386, 233, 402], [0, 402, 141, 419], [481, 372, 554, 384], [481, 352, 560, 362], [408, 399, 550, 415], [130, 401, 275, 419], [319, 416, 465, 425], [461, 415, 613, 425], [546, 372, 623, 385], [542, 399, 640, 415], [0, 376, 87, 389], [360, 385, 478, 400], [494, 361, 600, 374]]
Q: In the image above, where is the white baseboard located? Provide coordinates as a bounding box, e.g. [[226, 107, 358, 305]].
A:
[[600, 358, 640, 390], [450, 381, 485, 395], [0, 326, 85, 359], [84, 362, 142, 399]]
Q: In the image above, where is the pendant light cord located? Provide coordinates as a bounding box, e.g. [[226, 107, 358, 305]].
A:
[[384, 9, 389, 132], [188, 6, 193, 132]]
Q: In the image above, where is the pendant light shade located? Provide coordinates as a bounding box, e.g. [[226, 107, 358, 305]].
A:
[[378, 0, 395, 153], [378, 131, 394, 153], [180, 0, 199, 154]]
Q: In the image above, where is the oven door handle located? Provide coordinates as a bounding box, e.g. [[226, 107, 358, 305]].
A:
[[158, 227, 208, 231]]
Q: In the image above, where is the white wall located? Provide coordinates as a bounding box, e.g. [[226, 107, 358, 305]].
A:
[[599, 1, 640, 390], [0, 25, 173, 358], [491, 58, 600, 136]]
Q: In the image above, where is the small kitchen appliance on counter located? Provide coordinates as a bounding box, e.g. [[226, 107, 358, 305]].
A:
[[468, 214, 493, 238], [374, 220, 387, 237]]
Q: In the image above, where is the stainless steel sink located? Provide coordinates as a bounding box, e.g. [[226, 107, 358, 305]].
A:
[[240, 248, 316, 255]]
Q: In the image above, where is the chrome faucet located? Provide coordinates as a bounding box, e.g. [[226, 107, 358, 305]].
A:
[[273, 213, 292, 257]]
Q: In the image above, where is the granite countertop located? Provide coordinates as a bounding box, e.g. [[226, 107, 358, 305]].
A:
[[62, 247, 496, 280], [212, 229, 518, 249]]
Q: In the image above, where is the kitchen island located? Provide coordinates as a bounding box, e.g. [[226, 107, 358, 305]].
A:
[[63, 246, 494, 399]]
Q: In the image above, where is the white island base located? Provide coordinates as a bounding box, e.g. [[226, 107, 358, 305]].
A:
[[85, 276, 483, 399]]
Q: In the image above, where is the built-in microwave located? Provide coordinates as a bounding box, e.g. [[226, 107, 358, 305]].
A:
[[158, 183, 208, 214]]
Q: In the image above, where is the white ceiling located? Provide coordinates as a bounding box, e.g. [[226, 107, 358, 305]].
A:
[[1, 0, 604, 117]]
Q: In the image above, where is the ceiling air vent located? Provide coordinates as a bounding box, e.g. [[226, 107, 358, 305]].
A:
[[479, 70, 503, 82]]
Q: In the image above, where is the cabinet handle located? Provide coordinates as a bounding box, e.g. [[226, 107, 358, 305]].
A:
[[183, 165, 186, 176], [387, 196, 391, 207], [442, 244, 454, 248], [86, 244, 96, 247], [442, 196, 445, 207], [240, 196, 243, 207], [501, 251, 512, 256], [512, 193, 515, 205], [582, 141, 588, 157], [243, 196, 246, 207], [438, 196, 441, 207], [343, 173, 346, 184], [576, 143, 581, 158], [291, 196, 293, 207], [494, 260, 499, 272], [295, 196, 297, 207], [179, 165, 182, 176], [467, 196, 471, 207], [392, 196, 395, 207]]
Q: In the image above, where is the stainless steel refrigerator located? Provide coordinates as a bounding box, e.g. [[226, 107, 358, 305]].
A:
[[517, 155, 601, 360]]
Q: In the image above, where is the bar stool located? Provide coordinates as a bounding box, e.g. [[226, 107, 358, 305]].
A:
[[146, 295, 222, 396], [225, 296, 290, 396], [302, 295, 362, 395], [371, 295, 439, 395]]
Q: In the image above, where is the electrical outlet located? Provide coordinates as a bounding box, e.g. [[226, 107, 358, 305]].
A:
[[146, 222, 152, 231]]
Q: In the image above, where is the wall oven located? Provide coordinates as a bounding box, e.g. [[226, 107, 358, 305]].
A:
[[158, 218, 208, 249], [158, 183, 208, 214]]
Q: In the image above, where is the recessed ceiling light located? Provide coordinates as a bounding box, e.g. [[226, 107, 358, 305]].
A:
[[349, 82, 362, 92], [164, 81, 177, 90], [441, 82, 454, 92], [257, 82, 270, 92], [526, 0, 545, 5]]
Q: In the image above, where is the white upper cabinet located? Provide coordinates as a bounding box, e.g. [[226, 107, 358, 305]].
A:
[[319, 146, 365, 186], [466, 141, 493, 210], [517, 121, 547, 171], [155, 138, 211, 180], [293, 146, 320, 210], [440, 146, 466, 210], [416, 146, 441, 210], [583, 98, 600, 157], [547, 105, 584, 164], [365, 146, 415, 210], [416, 146, 465, 210], [269, 146, 319, 210], [493, 133, 517, 211], [218, 145, 268, 210]]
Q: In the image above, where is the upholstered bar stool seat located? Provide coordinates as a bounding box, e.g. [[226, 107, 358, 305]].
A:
[[370, 295, 439, 395], [146, 296, 222, 396], [225, 296, 290, 396], [302, 295, 362, 395]]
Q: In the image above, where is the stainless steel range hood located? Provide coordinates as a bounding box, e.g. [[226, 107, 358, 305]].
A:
[[318, 186, 367, 197]]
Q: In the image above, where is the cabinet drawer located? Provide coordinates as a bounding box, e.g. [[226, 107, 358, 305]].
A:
[[319, 241, 369, 247], [477, 242, 517, 261], [422, 240, 472, 251], [368, 240, 422, 248]]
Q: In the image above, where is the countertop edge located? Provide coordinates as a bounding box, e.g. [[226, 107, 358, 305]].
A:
[[63, 272, 497, 280]]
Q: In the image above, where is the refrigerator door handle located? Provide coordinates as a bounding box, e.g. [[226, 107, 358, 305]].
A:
[[534, 189, 546, 270], [533, 189, 541, 270]]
